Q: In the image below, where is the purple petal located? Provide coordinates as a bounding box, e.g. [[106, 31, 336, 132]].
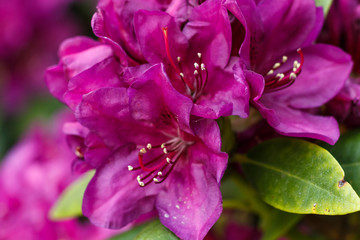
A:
[[134, 10, 188, 65], [255, 0, 318, 71], [184, 0, 232, 68], [156, 161, 223, 240], [128, 64, 193, 134], [192, 63, 249, 118], [256, 99, 340, 144], [268, 44, 353, 109], [83, 144, 161, 229], [63, 57, 126, 110]]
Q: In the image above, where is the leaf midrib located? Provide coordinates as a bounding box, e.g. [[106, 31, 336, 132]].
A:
[[242, 158, 356, 204]]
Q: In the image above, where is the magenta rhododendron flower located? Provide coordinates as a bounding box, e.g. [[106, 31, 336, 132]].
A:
[[226, 0, 353, 144], [0, 111, 116, 240], [77, 64, 227, 240], [91, 0, 249, 119]]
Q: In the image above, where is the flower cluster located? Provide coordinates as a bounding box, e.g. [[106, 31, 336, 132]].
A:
[[45, 0, 353, 239]]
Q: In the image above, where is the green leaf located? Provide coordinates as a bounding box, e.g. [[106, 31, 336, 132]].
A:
[[49, 170, 95, 220], [222, 172, 302, 240], [134, 220, 178, 240], [321, 129, 360, 196], [242, 138, 360, 215], [315, 0, 333, 16], [108, 222, 150, 240]]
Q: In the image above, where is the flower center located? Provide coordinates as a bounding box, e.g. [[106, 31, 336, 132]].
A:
[[263, 48, 304, 92], [162, 27, 209, 101], [128, 138, 188, 187]]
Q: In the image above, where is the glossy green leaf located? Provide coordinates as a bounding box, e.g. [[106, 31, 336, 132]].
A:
[[108, 222, 150, 240], [242, 138, 360, 215], [322, 130, 360, 196], [49, 170, 95, 220], [315, 0, 333, 16], [134, 220, 178, 240], [222, 172, 302, 240]]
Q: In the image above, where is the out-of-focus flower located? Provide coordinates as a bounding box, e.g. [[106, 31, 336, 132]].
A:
[[319, 0, 360, 125], [226, 0, 353, 144], [0, 0, 88, 114], [77, 64, 227, 240], [0, 111, 116, 240]]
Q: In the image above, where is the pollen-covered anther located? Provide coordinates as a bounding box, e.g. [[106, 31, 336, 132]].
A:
[[201, 63, 206, 71], [166, 157, 171, 164], [197, 52, 202, 59], [158, 171, 163, 176], [267, 69, 274, 76], [194, 70, 199, 75], [75, 146, 84, 158], [179, 72, 185, 78], [289, 72, 297, 81], [137, 175, 145, 187], [128, 165, 134, 171], [273, 62, 281, 69], [140, 148, 147, 154], [163, 148, 168, 154], [293, 60, 299, 70], [194, 62, 199, 69], [177, 56, 181, 62], [276, 73, 285, 80], [282, 56, 288, 63], [147, 143, 152, 150], [153, 178, 159, 183], [161, 143, 166, 148]]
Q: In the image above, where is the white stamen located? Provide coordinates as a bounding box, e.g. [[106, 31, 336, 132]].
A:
[[128, 165, 134, 171], [164, 213, 170, 218], [194, 62, 199, 69], [194, 70, 199, 75], [137, 175, 141, 181], [158, 171, 163, 176], [163, 148, 168, 154], [146, 143, 152, 149], [282, 56, 288, 63], [139, 181, 145, 187], [289, 72, 297, 80], [176, 204, 180, 209], [177, 56, 181, 62], [296, 62, 301, 69], [166, 157, 171, 163], [293, 60, 299, 69], [197, 52, 202, 58], [201, 63, 206, 71], [153, 178, 159, 183], [267, 69, 274, 76], [276, 73, 285, 80], [273, 62, 281, 69], [161, 143, 166, 148], [140, 148, 147, 154], [293, 67, 297, 72], [180, 73, 184, 78]]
